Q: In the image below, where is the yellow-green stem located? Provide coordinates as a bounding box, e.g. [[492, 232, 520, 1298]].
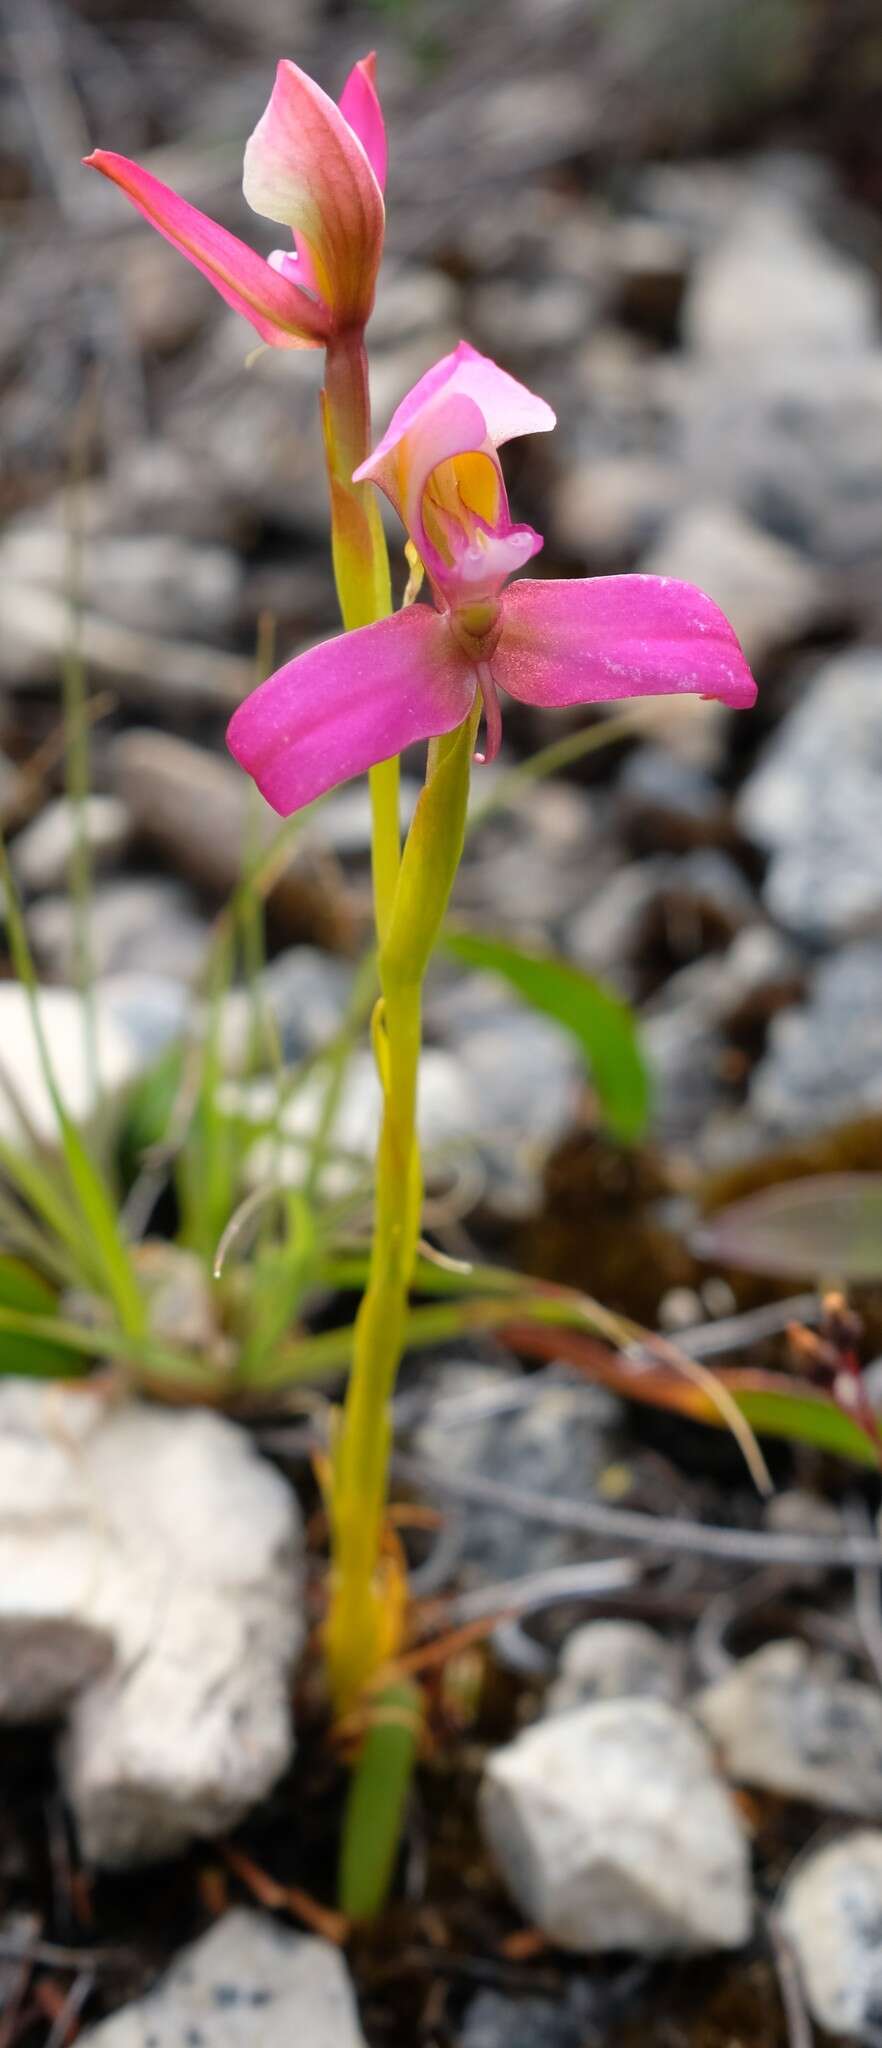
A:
[[321, 331, 399, 944], [325, 715, 477, 1712]]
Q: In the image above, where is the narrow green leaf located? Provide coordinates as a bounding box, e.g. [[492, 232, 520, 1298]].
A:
[[0, 836, 145, 1335], [0, 1255, 74, 1376], [338, 1679, 421, 1920], [444, 926, 650, 1143]]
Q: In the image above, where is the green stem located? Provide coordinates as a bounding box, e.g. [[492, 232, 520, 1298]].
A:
[[321, 332, 399, 944], [325, 714, 477, 1712]]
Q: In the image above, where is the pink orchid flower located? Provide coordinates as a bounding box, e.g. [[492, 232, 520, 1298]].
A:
[[84, 54, 386, 348], [228, 343, 756, 814]]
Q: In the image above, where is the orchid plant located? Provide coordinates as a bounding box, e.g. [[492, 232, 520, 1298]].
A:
[[87, 51, 756, 1902]]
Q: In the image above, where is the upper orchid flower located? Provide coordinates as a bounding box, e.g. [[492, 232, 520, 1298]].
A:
[[84, 53, 386, 348], [228, 343, 757, 814]]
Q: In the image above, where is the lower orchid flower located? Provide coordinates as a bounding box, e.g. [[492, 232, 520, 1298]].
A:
[[227, 343, 756, 814]]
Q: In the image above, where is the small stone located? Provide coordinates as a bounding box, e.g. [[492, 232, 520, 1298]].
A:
[[473, 276, 594, 359], [779, 1832, 882, 2044], [460, 1982, 596, 2048], [683, 197, 878, 358], [109, 729, 349, 948], [412, 1363, 621, 1583], [749, 941, 882, 1136], [222, 947, 353, 1069], [480, 1699, 752, 1955], [28, 879, 210, 983], [695, 1640, 882, 1814], [567, 850, 755, 997], [0, 579, 252, 710], [738, 649, 882, 944], [0, 1383, 304, 1862], [764, 1490, 842, 1586], [640, 500, 827, 669], [618, 747, 727, 851], [613, 217, 689, 338], [12, 796, 129, 895], [74, 1909, 367, 2047], [553, 454, 679, 568], [546, 1622, 681, 1715]]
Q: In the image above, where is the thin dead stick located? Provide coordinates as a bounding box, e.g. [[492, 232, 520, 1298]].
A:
[[386, 1450, 882, 1571], [445, 1555, 641, 1627], [264, 1422, 882, 1570]]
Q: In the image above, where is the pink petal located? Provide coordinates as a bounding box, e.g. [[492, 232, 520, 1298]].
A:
[[84, 150, 328, 349], [356, 341, 555, 494], [242, 59, 384, 329], [338, 52, 387, 193], [227, 606, 476, 816], [493, 576, 758, 709]]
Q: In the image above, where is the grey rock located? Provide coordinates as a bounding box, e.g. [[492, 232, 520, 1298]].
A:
[[553, 453, 679, 567], [481, 1699, 752, 1955], [460, 1983, 596, 2048], [683, 196, 878, 358], [663, 351, 882, 570], [546, 1621, 681, 1715], [779, 1831, 882, 2044], [0, 519, 241, 638], [223, 946, 353, 1069], [75, 1909, 367, 2047], [568, 850, 755, 996], [695, 1640, 882, 1814], [303, 777, 421, 861], [618, 746, 727, 850], [640, 500, 827, 669], [97, 973, 188, 1064], [641, 1000, 727, 1145], [0, 1382, 303, 1862], [109, 729, 347, 946], [412, 1363, 621, 1583], [12, 796, 129, 896], [749, 941, 882, 1136], [0, 578, 252, 710], [739, 650, 882, 943], [613, 216, 689, 337], [473, 276, 594, 359], [29, 879, 210, 983]]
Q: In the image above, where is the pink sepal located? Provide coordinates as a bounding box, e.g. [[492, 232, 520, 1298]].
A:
[[338, 52, 387, 193], [494, 576, 758, 710], [227, 607, 476, 817], [84, 150, 329, 349]]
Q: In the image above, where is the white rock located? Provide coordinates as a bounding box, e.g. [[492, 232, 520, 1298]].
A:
[[240, 1047, 477, 1201], [75, 1908, 367, 2047], [0, 1381, 304, 1864], [695, 1640, 882, 1814], [480, 1699, 752, 1955], [0, 983, 147, 1146], [12, 796, 130, 895], [780, 1832, 882, 2043], [546, 1621, 681, 1715], [683, 197, 878, 358]]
